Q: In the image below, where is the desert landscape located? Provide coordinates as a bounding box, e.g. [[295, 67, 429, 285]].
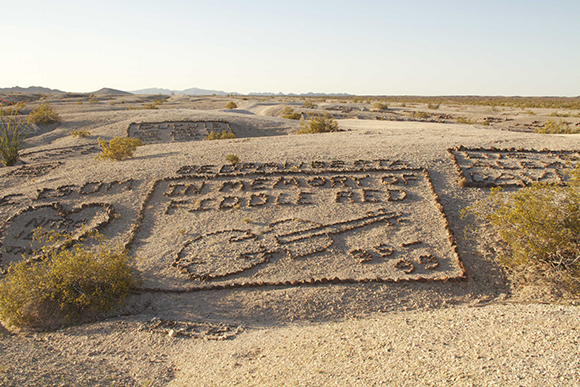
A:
[[1, 92, 580, 386]]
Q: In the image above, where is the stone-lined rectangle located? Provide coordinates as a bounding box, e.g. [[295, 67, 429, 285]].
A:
[[448, 146, 579, 187], [127, 121, 232, 143], [128, 167, 465, 290]]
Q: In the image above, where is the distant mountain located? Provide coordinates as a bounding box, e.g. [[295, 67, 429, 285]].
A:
[[91, 87, 132, 95], [0, 86, 65, 93], [131, 87, 238, 96], [249, 92, 354, 97]]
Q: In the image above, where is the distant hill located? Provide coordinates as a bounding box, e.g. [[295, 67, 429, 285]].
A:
[[0, 86, 65, 93], [131, 87, 238, 96], [91, 87, 132, 95]]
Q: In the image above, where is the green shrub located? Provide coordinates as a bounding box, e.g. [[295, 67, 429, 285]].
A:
[[0, 229, 137, 329], [297, 113, 338, 134], [463, 171, 580, 291], [204, 129, 236, 140], [225, 154, 240, 165], [225, 101, 237, 109], [535, 119, 579, 134], [282, 106, 301, 120], [95, 137, 143, 161], [372, 102, 389, 111], [0, 102, 29, 166], [71, 128, 91, 138], [28, 103, 61, 125]]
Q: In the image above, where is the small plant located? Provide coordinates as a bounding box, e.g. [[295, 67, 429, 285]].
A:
[[225, 101, 238, 109], [372, 102, 389, 111], [95, 137, 143, 161], [302, 100, 318, 108], [281, 106, 301, 120], [225, 154, 240, 165], [143, 98, 165, 110], [0, 229, 137, 329], [412, 111, 430, 119], [0, 102, 29, 166], [243, 218, 251, 224], [28, 103, 61, 125], [427, 103, 440, 110], [76, 101, 83, 105], [71, 128, 91, 138], [297, 113, 338, 134], [456, 116, 475, 124], [204, 130, 236, 140], [535, 119, 579, 134]]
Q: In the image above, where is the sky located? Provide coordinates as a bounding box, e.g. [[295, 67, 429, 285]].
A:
[[1, 0, 579, 96]]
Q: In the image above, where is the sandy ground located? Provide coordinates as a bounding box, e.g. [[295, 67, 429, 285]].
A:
[[0, 95, 579, 386]]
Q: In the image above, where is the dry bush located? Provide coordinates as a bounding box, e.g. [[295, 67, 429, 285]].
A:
[[0, 229, 137, 330], [225, 154, 240, 165], [535, 119, 579, 134], [372, 102, 389, 111], [28, 103, 61, 125], [204, 130, 236, 140], [281, 106, 301, 120], [96, 137, 143, 161], [297, 113, 338, 134], [225, 101, 237, 109], [71, 128, 91, 138], [456, 116, 475, 124], [463, 170, 580, 294], [0, 102, 29, 166]]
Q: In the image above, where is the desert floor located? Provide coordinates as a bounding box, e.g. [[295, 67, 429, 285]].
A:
[[1, 94, 579, 386]]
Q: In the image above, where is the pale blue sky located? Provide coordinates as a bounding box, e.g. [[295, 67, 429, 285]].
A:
[[2, 0, 579, 95]]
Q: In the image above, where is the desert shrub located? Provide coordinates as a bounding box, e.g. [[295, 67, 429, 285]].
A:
[[412, 111, 430, 119], [76, 101, 83, 105], [282, 106, 301, 120], [95, 137, 143, 161], [302, 100, 318, 108], [456, 116, 475, 124], [463, 172, 580, 291], [535, 119, 579, 134], [225, 101, 237, 109], [427, 103, 440, 110], [28, 103, 61, 125], [71, 128, 91, 138], [0, 229, 137, 329], [225, 154, 240, 165], [143, 99, 165, 109], [204, 129, 236, 140], [372, 102, 389, 111], [297, 113, 338, 134], [0, 102, 29, 166]]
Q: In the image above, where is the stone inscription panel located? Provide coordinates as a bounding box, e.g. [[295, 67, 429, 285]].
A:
[[448, 146, 580, 187], [127, 121, 232, 143], [130, 168, 464, 289]]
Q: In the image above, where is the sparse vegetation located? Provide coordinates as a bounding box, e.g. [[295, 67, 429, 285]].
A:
[[225, 154, 240, 165], [96, 137, 143, 161], [0, 229, 137, 329], [297, 113, 338, 134], [204, 129, 236, 140], [463, 172, 580, 293], [427, 103, 440, 110], [412, 111, 430, 119], [225, 101, 237, 109], [302, 100, 318, 108], [535, 119, 579, 134], [0, 102, 29, 166], [71, 128, 91, 138], [143, 99, 165, 110], [282, 106, 301, 120], [372, 102, 389, 111], [28, 103, 61, 125], [456, 116, 475, 124]]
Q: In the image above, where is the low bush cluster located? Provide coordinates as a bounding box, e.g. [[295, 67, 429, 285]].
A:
[[71, 128, 91, 138], [28, 103, 61, 125], [204, 130, 236, 140], [0, 229, 137, 329], [372, 102, 389, 111], [464, 168, 580, 292], [297, 113, 338, 134], [281, 106, 301, 120], [225, 101, 238, 109], [95, 137, 143, 161], [535, 119, 579, 134]]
